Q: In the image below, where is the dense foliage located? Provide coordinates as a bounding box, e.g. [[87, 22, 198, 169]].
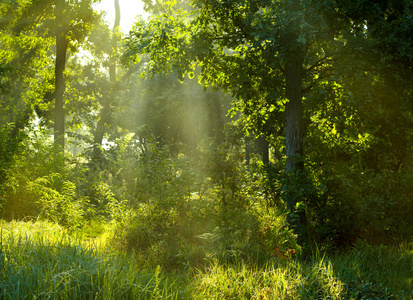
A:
[[0, 0, 412, 297]]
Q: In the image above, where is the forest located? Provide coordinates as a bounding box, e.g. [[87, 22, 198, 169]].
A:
[[0, 0, 412, 298]]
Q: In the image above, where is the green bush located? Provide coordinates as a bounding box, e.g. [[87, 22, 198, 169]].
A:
[[27, 173, 85, 228], [0, 123, 23, 216], [307, 162, 413, 247], [2, 130, 89, 227], [109, 137, 303, 268]]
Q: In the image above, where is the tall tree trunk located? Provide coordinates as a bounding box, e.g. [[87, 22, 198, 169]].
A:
[[282, 0, 308, 242], [258, 134, 269, 165], [245, 136, 251, 167], [109, 0, 120, 83], [284, 59, 307, 235], [93, 0, 120, 159], [54, 0, 67, 151]]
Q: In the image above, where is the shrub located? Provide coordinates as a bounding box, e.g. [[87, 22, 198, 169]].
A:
[[307, 163, 413, 247], [27, 173, 85, 228], [111, 141, 302, 268], [2, 129, 89, 227], [0, 123, 24, 216]]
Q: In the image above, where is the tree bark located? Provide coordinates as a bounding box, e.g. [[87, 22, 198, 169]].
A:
[[284, 59, 307, 234], [54, 0, 68, 151], [245, 136, 251, 167], [258, 134, 269, 165]]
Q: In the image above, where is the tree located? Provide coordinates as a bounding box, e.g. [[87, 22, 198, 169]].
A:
[[124, 0, 413, 242], [123, 0, 337, 240], [5, 0, 98, 151], [54, 0, 68, 150], [330, 0, 413, 170], [91, 0, 121, 161], [0, 0, 54, 205], [54, 0, 98, 151]]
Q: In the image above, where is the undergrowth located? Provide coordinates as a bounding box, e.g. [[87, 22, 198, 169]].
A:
[[1, 220, 412, 299]]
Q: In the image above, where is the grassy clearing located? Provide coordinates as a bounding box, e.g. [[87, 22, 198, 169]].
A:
[[1, 220, 412, 299], [0, 220, 181, 299]]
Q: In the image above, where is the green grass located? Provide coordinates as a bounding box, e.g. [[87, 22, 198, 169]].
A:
[[0, 220, 180, 299], [1, 220, 412, 299], [193, 247, 413, 299]]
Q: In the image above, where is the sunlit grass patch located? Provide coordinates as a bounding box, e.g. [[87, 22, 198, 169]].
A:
[[0, 220, 179, 299], [192, 247, 413, 300], [192, 258, 346, 299], [1, 220, 412, 299]]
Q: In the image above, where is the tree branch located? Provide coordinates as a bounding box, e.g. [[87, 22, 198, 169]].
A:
[[302, 70, 333, 94], [306, 55, 332, 73]]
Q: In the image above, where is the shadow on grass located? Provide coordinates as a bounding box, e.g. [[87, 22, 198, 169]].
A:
[[327, 242, 413, 299]]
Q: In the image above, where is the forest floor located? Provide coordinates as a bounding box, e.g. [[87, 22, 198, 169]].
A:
[[0, 220, 412, 299]]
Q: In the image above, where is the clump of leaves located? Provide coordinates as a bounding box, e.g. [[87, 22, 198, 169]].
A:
[[27, 173, 85, 228], [2, 129, 89, 226]]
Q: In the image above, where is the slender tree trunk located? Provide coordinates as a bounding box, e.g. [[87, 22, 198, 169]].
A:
[[258, 134, 269, 165], [109, 0, 120, 83], [285, 60, 303, 175], [54, 0, 67, 151], [245, 136, 251, 167], [93, 0, 120, 158], [284, 59, 307, 235]]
